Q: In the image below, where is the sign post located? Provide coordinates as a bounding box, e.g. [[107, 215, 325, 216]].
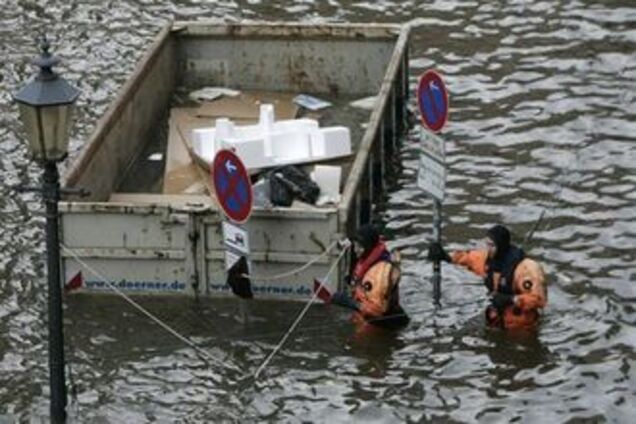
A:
[[417, 70, 449, 306], [211, 149, 253, 302], [222, 221, 250, 271]]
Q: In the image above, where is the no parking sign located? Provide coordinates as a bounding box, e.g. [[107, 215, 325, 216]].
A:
[[211, 149, 253, 224], [417, 70, 449, 133], [212, 149, 253, 291]]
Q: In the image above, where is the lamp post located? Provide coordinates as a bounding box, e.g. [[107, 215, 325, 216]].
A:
[[13, 36, 79, 424]]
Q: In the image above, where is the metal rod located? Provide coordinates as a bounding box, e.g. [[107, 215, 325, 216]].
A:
[[432, 198, 442, 306], [43, 161, 66, 423]]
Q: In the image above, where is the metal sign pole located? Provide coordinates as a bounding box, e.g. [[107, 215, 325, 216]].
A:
[[416, 70, 449, 307], [432, 198, 442, 306]]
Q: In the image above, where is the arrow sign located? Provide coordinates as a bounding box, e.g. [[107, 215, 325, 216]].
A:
[[225, 160, 237, 173], [211, 149, 253, 224], [417, 70, 449, 133]]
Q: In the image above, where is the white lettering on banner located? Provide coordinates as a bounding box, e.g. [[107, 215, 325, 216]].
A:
[[84, 279, 187, 292], [209, 282, 312, 296], [417, 154, 446, 201], [222, 221, 250, 255]]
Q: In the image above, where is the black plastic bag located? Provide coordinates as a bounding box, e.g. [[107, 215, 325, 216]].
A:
[[268, 166, 320, 206], [270, 171, 294, 207], [226, 256, 253, 299]]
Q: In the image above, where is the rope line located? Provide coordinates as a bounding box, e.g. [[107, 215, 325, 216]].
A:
[[60, 243, 241, 373], [243, 240, 341, 281], [252, 244, 349, 379]]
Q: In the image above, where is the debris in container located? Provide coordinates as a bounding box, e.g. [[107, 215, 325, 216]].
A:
[[350, 95, 377, 110], [196, 91, 299, 123], [252, 178, 272, 207], [311, 165, 342, 206], [293, 94, 332, 111], [191, 103, 351, 171], [189, 87, 241, 103], [269, 166, 320, 207]]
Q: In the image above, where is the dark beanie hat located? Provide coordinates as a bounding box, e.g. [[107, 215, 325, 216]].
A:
[[355, 224, 380, 252], [487, 224, 511, 254]]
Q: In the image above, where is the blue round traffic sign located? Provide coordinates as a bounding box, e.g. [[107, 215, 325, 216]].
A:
[[211, 149, 253, 223], [417, 70, 449, 133]]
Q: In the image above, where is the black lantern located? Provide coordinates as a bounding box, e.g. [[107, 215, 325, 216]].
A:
[[13, 35, 80, 424], [13, 36, 79, 163]]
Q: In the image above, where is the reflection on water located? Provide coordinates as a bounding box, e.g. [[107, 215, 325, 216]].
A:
[[1, 0, 635, 422]]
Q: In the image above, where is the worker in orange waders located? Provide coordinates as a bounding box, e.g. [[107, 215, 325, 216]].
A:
[[428, 225, 547, 330], [314, 224, 409, 329]]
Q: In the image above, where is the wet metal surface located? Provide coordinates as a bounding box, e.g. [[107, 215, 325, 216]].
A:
[[1, 1, 634, 422]]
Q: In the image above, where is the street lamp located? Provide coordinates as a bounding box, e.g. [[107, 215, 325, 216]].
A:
[[13, 35, 80, 424]]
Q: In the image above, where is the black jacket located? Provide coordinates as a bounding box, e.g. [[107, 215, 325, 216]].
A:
[[485, 245, 525, 294]]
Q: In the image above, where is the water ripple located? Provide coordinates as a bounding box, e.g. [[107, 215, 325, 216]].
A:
[[1, 0, 635, 422]]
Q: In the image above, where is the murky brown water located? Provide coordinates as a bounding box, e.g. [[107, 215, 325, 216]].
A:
[[1, 0, 635, 422]]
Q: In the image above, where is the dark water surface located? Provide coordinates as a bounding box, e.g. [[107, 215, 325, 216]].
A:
[[1, 0, 635, 422]]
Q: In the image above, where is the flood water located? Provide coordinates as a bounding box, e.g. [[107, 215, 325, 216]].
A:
[[1, 0, 635, 422]]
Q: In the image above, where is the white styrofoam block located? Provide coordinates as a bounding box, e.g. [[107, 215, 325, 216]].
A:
[[312, 165, 341, 196], [311, 165, 342, 206], [260, 104, 275, 156], [271, 131, 311, 163], [274, 119, 319, 133], [319, 127, 351, 158], [222, 137, 268, 168], [191, 128, 218, 160], [310, 127, 352, 159], [309, 131, 326, 158], [215, 118, 234, 141], [190, 104, 351, 171]]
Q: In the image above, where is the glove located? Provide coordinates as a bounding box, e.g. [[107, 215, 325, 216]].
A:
[[427, 241, 451, 263], [491, 292, 514, 311], [330, 291, 361, 311]]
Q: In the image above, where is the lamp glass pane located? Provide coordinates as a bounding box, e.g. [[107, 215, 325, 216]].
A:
[[40, 104, 72, 162], [18, 103, 46, 160]]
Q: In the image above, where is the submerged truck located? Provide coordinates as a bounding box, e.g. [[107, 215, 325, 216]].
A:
[[60, 21, 412, 300]]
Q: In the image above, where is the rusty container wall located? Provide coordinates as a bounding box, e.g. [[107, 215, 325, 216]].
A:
[[174, 22, 401, 95], [58, 21, 410, 300], [59, 200, 205, 296], [339, 27, 410, 236], [202, 208, 339, 299], [63, 24, 177, 201]]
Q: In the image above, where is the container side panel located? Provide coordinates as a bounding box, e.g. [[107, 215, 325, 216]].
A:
[[204, 215, 335, 255], [179, 38, 394, 95], [61, 212, 186, 250], [64, 31, 177, 200], [206, 258, 331, 301], [338, 26, 410, 234], [61, 206, 194, 295], [63, 258, 192, 296], [203, 211, 341, 300]]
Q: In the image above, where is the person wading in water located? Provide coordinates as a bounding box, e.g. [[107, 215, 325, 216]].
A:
[[428, 224, 547, 330], [315, 224, 408, 328]]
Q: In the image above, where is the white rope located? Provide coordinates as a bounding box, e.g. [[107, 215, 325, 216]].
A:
[[244, 240, 341, 281], [60, 243, 240, 373], [252, 244, 349, 379]]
